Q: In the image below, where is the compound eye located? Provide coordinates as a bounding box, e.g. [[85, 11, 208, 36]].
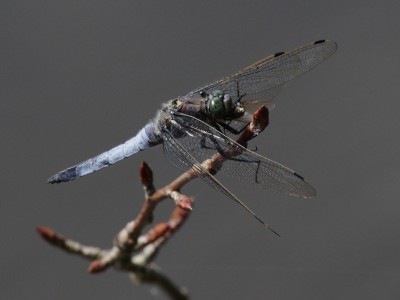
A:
[[212, 89, 223, 97], [223, 94, 233, 112], [209, 98, 225, 119]]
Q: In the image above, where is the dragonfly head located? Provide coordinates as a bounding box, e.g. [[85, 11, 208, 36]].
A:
[[205, 89, 244, 120]]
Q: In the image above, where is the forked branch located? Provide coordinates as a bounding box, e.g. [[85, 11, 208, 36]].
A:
[[38, 106, 270, 299]]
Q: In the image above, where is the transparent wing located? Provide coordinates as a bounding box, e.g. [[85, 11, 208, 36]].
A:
[[160, 124, 280, 235], [169, 112, 316, 198], [186, 40, 337, 110]]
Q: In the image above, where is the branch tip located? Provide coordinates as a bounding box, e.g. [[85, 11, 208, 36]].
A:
[[139, 161, 153, 186], [252, 105, 269, 131], [176, 197, 193, 211], [36, 226, 63, 245], [37, 226, 53, 237], [88, 260, 108, 273]]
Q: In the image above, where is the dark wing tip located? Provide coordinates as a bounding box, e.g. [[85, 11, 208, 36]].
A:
[[293, 172, 317, 198], [273, 51, 285, 57], [314, 39, 338, 51], [294, 172, 305, 180], [314, 39, 326, 45]]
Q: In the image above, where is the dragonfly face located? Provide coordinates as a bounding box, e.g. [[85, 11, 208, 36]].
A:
[[203, 89, 245, 121]]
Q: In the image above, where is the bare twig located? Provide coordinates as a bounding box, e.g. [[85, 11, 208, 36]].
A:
[[38, 106, 269, 299]]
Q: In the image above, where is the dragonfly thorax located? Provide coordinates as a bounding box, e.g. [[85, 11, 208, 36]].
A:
[[204, 89, 244, 120]]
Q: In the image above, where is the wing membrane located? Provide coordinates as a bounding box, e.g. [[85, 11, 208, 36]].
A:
[[161, 123, 280, 234], [170, 112, 316, 198], [187, 40, 337, 107]]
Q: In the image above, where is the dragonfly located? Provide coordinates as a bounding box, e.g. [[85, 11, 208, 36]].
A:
[[49, 39, 337, 235]]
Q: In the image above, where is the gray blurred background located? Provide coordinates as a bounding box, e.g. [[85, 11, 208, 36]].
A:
[[2, 1, 400, 299]]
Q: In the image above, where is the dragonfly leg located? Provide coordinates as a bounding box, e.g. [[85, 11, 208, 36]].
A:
[[200, 136, 215, 150], [218, 121, 249, 135]]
